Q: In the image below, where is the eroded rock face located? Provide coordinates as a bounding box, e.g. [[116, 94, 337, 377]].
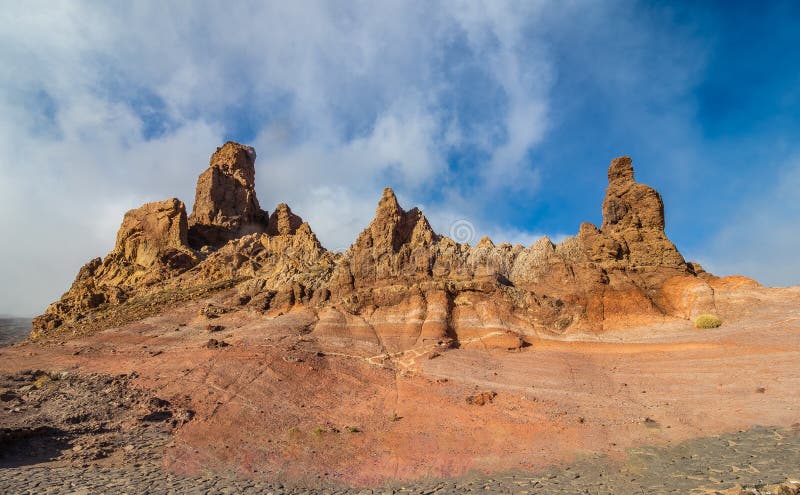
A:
[[267, 203, 303, 236], [596, 156, 685, 268], [335, 188, 437, 288], [188, 142, 268, 248], [33, 149, 724, 352], [110, 198, 195, 273], [32, 199, 196, 336], [314, 157, 704, 352]]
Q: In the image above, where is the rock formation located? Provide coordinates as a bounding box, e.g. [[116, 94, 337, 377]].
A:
[[188, 142, 268, 248], [597, 156, 685, 268], [267, 203, 303, 236], [33, 145, 729, 353], [32, 199, 196, 332]]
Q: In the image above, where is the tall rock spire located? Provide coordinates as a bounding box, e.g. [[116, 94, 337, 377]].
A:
[[188, 141, 268, 248], [597, 156, 684, 267], [601, 156, 665, 232]]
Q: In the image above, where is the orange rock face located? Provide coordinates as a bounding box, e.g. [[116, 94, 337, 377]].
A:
[[32, 198, 196, 335], [32, 145, 734, 353], [188, 141, 268, 248], [598, 156, 685, 268]]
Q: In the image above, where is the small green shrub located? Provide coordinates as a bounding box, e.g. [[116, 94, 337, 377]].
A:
[[695, 314, 722, 329], [345, 426, 361, 433], [311, 427, 326, 436]]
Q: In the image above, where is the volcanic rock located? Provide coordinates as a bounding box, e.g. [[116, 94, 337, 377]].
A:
[[32, 199, 196, 335], [188, 142, 268, 248], [205, 339, 229, 349], [32, 147, 726, 353], [267, 203, 303, 236], [596, 156, 685, 268], [466, 391, 497, 406], [106, 198, 196, 277], [337, 188, 437, 286]]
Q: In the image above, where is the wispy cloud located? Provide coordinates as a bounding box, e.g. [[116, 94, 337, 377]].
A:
[[0, 1, 562, 315]]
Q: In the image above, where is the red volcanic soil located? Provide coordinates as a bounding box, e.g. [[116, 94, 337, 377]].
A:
[[3, 282, 799, 487]]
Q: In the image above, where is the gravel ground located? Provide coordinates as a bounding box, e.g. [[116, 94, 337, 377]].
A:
[[1, 426, 799, 494], [2, 370, 799, 494]]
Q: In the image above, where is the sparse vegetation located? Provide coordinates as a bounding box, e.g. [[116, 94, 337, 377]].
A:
[[33, 375, 51, 389], [311, 427, 326, 435], [389, 412, 401, 422], [32, 371, 68, 389], [345, 426, 361, 433], [695, 314, 722, 329]]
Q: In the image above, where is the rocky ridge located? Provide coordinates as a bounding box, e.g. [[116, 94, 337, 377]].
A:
[[32, 142, 745, 353]]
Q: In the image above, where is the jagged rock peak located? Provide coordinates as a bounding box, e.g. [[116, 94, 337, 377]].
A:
[[608, 155, 634, 184], [601, 156, 665, 232], [476, 236, 495, 248], [209, 141, 257, 185], [268, 203, 304, 236], [31, 150, 700, 339], [114, 198, 192, 268], [30, 198, 199, 335], [597, 156, 685, 268], [378, 187, 402, 212], [188, 141, 268, 248], [349, 187, 437, 258]]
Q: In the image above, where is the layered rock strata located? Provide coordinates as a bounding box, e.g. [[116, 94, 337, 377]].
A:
[[33, 146, 736, 354]]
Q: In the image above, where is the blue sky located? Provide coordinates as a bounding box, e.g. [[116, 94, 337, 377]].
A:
[[1, 1, 799, 316]]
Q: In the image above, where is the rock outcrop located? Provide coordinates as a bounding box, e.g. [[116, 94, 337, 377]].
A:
[[33, 147, 723, 354], [188, 142, 268, 248], [32, 199, 197, 334], [597, 156, 685, 268], [108, 198, 197, 279], [267, 203, 303, 236]]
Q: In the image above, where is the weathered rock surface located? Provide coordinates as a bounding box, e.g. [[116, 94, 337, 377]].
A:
[[267, 203, 304, 236], [188, 141, 268, 248], [32, 199, 197, 335], [32, 147, 728, 353], [10, 282, 800, 488], [0, 370, 191, 471], [597, 155, 685, 268]]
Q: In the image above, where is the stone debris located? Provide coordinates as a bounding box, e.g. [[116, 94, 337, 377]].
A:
[[466, 391, 497, 406], [0, 371, 191, 468], [205, 339, 230, 349], [1, 425, 799, 494]]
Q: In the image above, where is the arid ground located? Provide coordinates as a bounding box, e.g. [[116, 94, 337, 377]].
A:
[[2, 282, 799, 493]]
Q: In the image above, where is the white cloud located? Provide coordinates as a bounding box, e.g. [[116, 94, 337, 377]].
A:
[[0, 1, 573, 315]]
